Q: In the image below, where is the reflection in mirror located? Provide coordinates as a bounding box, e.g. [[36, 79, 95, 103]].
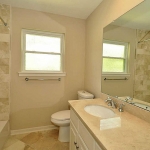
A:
[[101, 0, 150, 111]]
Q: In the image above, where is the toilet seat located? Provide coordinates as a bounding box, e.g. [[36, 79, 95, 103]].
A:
[[51, 110, 70, 127], [51, 110, 70, 121], [51, 118, 70, 125]]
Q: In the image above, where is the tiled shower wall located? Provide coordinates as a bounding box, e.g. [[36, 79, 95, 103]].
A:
[[0, 4, 10, 120], [134, 30, 150, 103]]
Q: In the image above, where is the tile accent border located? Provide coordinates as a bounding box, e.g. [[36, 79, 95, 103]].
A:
[[11, 125, 58, 135]]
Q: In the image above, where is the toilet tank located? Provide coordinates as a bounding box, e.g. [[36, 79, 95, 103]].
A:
[[78, 90, 94, 100]]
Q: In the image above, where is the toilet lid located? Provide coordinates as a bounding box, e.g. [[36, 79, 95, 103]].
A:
[[51, 110, 70, 121]]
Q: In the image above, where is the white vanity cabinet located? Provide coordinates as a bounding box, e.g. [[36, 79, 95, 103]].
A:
[[70, 109, 102, 150], [70, 123, 88, 150]]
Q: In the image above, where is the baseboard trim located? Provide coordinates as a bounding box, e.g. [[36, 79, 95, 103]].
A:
[[11, 125, 58, 135]]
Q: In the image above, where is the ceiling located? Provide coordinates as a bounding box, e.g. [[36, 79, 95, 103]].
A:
[[0, 0, 103, 19], [112, 0, 150, 30]]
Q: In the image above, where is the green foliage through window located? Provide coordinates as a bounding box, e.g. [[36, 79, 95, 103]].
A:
[[102, 40, 128, 73]]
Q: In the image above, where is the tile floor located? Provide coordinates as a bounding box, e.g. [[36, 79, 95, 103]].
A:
[[3, 129, 69, 150]]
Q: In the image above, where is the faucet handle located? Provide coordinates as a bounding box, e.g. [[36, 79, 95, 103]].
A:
[[111, 100, 117, 109], [113, 101, 117, 108], [124, 96, 133, 102], [105, 96, 111, 102], [118, 103, 125, 112]]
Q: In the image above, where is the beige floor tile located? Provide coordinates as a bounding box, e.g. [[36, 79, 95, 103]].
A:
[[3, 136, 19, 149], [3, 130, 69, 150], [20, 132, 43, 146], [12, 133, 29, 140], [50, 141, 69, 150], [41, 129, 59, 139], [62, 142, 69, 148], [24, 145, 35, 150], [3, 140, 26, 150], [31, 136, 58, 150]]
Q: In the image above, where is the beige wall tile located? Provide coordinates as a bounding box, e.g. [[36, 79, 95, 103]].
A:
[[0, 42, 9, 50], [134, 30, 150, 102], [0, 34, 10, 42], [0, 4, 10, 121], [0, 82, 9, 98], [0, 58, 9, 65], [0, 26, 10, 34], [0, 66, 9, 74], [0, 74, 10, 82], [0, 112, 9, 120]]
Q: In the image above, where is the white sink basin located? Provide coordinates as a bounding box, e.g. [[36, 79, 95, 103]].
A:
[[84, 105, 115, 118]]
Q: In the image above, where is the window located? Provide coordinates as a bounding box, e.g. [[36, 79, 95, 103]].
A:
[[20, 29, 65, 76], [102, 40, 129, 73]]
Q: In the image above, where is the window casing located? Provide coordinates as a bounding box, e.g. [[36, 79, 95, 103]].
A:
[[20, 29, 65, 76], [102, 40, 129, 74]]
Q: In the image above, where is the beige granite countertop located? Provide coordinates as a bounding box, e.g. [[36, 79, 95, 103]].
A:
[[69, 98, 150, 150]]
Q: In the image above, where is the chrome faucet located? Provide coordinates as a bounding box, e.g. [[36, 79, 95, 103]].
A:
[[124, 96, 132, 101], [124, 96, 133, 104], [105, 96, 112, 103], [105, 97, 117, 108], [118, 103, 125, 112]]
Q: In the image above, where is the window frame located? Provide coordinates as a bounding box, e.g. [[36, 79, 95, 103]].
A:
[[102, 40, 129, 75], [19, 29, 66, 77]]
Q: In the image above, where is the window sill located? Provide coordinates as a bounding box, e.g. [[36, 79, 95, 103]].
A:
[[18, 72, 66, 77], [102, 73, 130, 77]]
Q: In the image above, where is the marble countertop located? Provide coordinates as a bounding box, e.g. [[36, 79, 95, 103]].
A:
[[68, 98, 150, 150]]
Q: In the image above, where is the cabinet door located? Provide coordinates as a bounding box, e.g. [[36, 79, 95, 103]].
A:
[[70, 123, 78, 150], [78, 120, 95, 150], [78, 135, 88, 150]]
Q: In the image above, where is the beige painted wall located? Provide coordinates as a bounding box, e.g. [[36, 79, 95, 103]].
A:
[[102, 24, 136, 97], [11, 7, 85, 130], [85, 0, 144, 98]]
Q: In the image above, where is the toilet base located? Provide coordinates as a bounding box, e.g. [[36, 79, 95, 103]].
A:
[[58, 126, 70, 142]]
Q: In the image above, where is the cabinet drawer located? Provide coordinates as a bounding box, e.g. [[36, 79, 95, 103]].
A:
[[79, 120, 95, 150], [78, 134, 88, 150], [70, 121, 78, 134], [70, 109, 79, 130]]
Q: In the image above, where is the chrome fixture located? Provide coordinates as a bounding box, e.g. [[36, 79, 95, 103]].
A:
[[105, 96, 112, 103], [104, 77, 128, 80], [0, 16, 7, 26], [25, 77, 61, 81], [105, 97, 117, 108], [124, 96, 133, 103], [118, 103, 125, 112]]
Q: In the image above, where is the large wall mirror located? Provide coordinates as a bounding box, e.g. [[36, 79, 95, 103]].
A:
[[102, 0, 150, 111]]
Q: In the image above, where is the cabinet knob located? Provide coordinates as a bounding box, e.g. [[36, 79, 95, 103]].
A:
[[74, 142, 77, 145], [76, 146, 79, 149]]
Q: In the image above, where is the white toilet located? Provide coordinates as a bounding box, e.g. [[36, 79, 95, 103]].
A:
[[51, 90, 94, 142]]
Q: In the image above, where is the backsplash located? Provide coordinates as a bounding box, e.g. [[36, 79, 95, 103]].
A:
[[134, 30, 150, 103], [100, 92, 150, 123], [0, 4, 10, 120]]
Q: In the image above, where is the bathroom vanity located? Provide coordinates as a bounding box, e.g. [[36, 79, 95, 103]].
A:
[[70, 108, 102, 150], [69, 98, 150, 150]]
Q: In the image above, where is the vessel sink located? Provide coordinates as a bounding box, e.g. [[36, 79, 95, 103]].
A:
[[84, 105, 115, 118]]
